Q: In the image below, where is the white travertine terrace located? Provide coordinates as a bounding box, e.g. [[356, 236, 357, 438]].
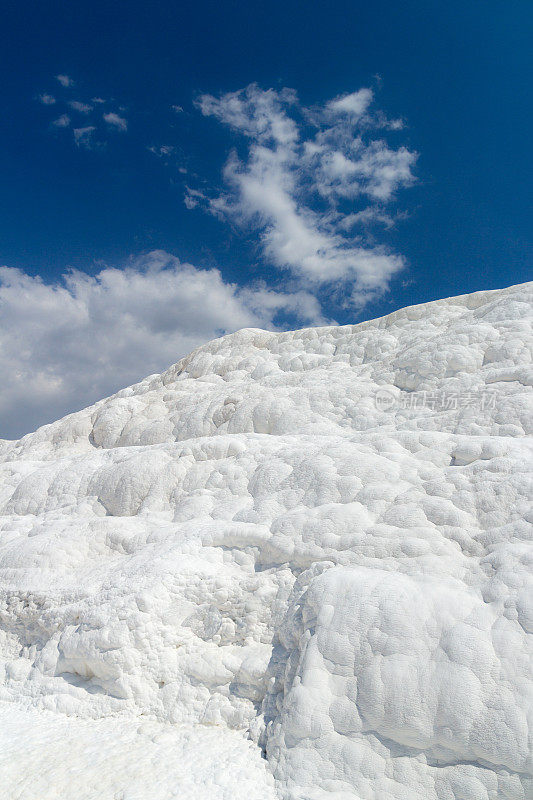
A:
[[0, 282, 532, 799]]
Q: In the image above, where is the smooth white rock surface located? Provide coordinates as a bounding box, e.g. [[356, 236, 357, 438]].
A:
[[0, 282, 532, 799]]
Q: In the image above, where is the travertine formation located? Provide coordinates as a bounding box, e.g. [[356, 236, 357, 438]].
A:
[[0, 282, 532, 799]]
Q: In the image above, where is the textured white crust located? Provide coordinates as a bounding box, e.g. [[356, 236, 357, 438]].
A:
[[0, 282, 532, 798]]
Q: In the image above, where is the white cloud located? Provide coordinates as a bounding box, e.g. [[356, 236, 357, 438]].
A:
[[197, 86, 298, 144], [52, 114, 70, 128], [327, 88, 374, 117], [73, 126, 96, 149], [69, 100, 93, 114], [148, 144, 175, 158], [0, 252, 325, 439], [309, 138, 415, 202], [184, 187, 205, 209], [56, 74, 74, 87], [38, 80, 127, 149], [339, 207, 402, 230], [104, 112, 128, 131], [194, 84, 416, 307], [171, 104, 183, 113]]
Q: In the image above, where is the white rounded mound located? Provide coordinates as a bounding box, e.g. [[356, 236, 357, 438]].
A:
[[0, 283, 532, 799]]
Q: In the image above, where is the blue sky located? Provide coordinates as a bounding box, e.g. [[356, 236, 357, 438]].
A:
[[1, 0, 531, 437]]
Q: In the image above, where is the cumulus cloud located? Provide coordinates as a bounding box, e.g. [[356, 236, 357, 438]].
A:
[[39, 93, 56, 105], [193, 84, 416, 306], [56, 74, 74, 87], [0, 252, 325, 439], [103, 112, 128, 131]]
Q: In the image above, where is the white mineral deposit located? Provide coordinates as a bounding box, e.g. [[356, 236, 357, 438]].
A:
[[1, 282, 532, 799]]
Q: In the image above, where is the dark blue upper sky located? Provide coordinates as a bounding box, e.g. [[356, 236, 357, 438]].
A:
[[0, 0, 532, 436], [3, 0, 531, 306]]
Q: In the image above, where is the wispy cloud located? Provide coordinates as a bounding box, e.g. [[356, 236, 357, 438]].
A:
[[339, 206, 405, 230], [37, 76, 127, 149], [326, 88, 374, 116], [52, 114, 70, 128], [148, 144, 175, 158], [69, 100, 93, 114], [171, 104, 183, 113], [73, 126, 97, 149], [103, 111, 128, 131], [192, 84, 416, 307], [184, 187, 204, 209], [56, 74, 74, 88], [0, 252, 325, 438]]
